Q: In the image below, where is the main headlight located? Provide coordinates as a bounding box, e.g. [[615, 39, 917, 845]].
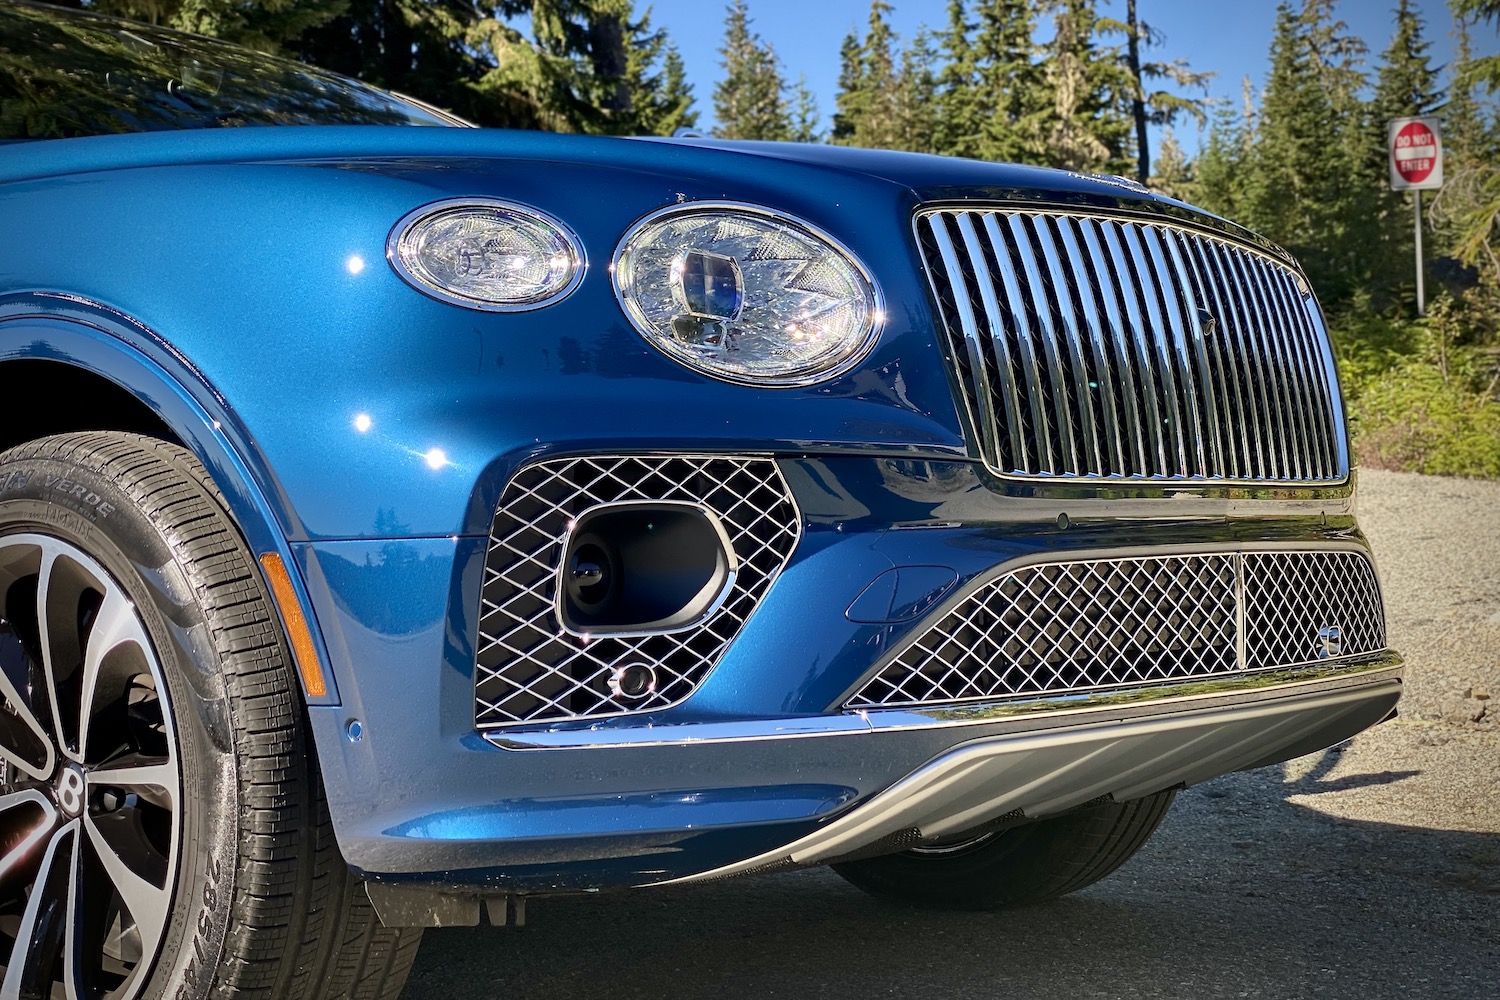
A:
[[612, 203, 884, 386]]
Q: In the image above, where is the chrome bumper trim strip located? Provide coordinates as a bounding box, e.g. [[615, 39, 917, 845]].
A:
[[484, 651, 1400, 751]]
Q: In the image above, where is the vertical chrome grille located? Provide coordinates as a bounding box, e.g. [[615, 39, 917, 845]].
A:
[[916, 208, 1348, 483]]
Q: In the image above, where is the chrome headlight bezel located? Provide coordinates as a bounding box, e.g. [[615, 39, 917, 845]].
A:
[[611, 201, 886, 388], [386, 197, 586, 312]]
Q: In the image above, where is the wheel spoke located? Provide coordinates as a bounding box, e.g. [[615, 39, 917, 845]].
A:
[[0, 822, 74, 1000], [33, 546, 76, 763], [0, 531, 180, 1000], [89, 755, 176, 813], [0, 790, 57, 887], [0, 660, 52, 780], [75, 589, 149, 764], [83, 812, 168, 965]]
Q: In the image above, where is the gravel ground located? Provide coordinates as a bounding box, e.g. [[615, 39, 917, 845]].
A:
[[1359, 469, 1500, 728], [405, 472, 1500, 1000]]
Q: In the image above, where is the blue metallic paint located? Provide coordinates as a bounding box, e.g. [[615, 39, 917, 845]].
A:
[[0, 124, 1381, 889], [0, 298, 341, 703]]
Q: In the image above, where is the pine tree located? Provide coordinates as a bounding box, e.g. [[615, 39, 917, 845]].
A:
[[970, 0, 1046, 163], [832, 1, 901, 150], [641, 46, 699, 135], [1122, 0, 1212, 183], [1368, 0, 1442, 310], [894, 28, 941, 154], [1452, 0, 1500, 91], [1190, 89, 1250, 219], [832, 29, 862, 144], [1037, 0, 1132, 174], [1148, 126, 1191, 200], [789, 76, 823, 143], [1435, 4, 1500, 285], [937, 0, 983, 157], [1241, 1, 1372, 306], [295, 1, 507, 123], [712, 0, 790, 140], [87, 0, 347, 53]]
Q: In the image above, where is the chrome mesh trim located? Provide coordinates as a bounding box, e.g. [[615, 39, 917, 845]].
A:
[[915, 208, 1348, 483], [474, 455, 801, 727], [847, 549, 1385, 710], [1244, 551, 1385, 668]]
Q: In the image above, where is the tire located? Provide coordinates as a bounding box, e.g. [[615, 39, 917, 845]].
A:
[[0, 432, 421, 1000], [831, 790, 1176, 910]]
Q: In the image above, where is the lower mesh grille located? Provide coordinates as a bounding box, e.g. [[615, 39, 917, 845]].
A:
[[847, 549, 1385, 709], [474, 455, 801, 727]]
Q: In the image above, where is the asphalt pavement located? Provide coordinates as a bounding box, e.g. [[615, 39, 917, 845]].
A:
[[404, 470, 1500, 1000]]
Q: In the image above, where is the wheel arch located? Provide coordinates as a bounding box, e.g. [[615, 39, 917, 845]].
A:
[[0, 293, 340, 704]]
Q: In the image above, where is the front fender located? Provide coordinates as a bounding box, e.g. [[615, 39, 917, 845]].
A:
[[0, 295, 340, 703]]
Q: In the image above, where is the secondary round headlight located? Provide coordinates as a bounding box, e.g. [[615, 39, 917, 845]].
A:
[[612, 203, 884, 385], [388, 198, 584, 311]]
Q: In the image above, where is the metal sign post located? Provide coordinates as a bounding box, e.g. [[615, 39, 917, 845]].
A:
[[1388, 115, 1444, 316]]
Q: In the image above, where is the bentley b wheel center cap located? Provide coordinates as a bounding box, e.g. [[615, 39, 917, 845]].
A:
[[56, 762, 86, 819]]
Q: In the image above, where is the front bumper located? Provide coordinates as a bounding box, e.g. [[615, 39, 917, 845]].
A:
[[297, 453, 1390, 891], [323, 653, 1398, 889]]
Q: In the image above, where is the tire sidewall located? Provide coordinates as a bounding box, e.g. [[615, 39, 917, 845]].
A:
[[0, 450, 244, 1000]]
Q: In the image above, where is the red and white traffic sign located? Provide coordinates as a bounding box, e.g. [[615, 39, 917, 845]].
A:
[[1389, 116, 1443, 191]]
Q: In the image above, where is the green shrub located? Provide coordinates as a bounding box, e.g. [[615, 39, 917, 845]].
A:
[[1333, 292, 1500, 478]]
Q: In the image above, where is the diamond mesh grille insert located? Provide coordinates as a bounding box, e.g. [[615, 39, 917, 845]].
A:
[[848, 549, 1385, 710], [1244, 551, 1386, 669], [475, 455, 801, 727], [915, 208, 1347, 483]]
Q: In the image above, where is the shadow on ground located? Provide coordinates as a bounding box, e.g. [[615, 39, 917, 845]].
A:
[[403, 747, 1498, 1000]]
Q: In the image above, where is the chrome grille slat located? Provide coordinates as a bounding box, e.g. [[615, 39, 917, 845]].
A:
[[1008, 213, 1077, 473], [1054, 219, 1127, 474], [1242, 247, 1297, 478], [473, 454, 801, 727], [1140, 224, 1205, 475], [1034, 216, 1104, 475], [1077, 219, 1150, 474], [1185, 234, 1255, 478], [1272, 267, 1333, 478], [847, 548, 1387, 710], [1100, 221, 1170, 476], [1257, 257, 1314, 480], [981, 214, 1051, 472], [931, 216, 1009, 469], [1162, 229, 1228, 476], [920, 206, 1348, 484]]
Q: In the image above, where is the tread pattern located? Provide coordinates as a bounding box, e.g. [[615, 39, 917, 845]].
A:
[[0, 433, 421, 1000]]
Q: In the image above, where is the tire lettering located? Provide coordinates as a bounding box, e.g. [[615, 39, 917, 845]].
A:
[[35, 475, 114, 519], [179, 857, 225, 995]]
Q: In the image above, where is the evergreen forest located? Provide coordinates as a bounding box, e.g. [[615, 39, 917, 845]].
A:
[[54, 0, 1500, 476]]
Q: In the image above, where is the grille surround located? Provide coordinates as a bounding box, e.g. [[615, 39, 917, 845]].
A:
[[846, 547, 1385, 710], [474, 454, 801, 727], [915, 207, 1349, 484]]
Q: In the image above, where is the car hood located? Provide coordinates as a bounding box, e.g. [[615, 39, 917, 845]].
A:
[[0, 124, 1270, 254], [639, 135, 1156, 201]]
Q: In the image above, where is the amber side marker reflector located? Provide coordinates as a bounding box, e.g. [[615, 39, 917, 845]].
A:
[[259, 552, 329, 698]]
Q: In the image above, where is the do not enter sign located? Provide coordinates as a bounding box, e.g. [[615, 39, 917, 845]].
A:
[[1389, 116, 1443, 191]]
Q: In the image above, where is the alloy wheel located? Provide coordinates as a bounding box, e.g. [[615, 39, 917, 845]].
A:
[[0, 533, 180, 1000]]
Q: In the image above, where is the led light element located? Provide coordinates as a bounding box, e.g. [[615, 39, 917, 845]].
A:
[[388, 198, 585, 311], [613, 203, 884, 386]]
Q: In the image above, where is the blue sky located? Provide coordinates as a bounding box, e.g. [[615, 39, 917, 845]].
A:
[[641, 0, 1500, 155]]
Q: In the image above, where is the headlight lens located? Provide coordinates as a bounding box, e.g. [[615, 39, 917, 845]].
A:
[[612, 204, 883, 385], [388, 199, 584, 311]]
